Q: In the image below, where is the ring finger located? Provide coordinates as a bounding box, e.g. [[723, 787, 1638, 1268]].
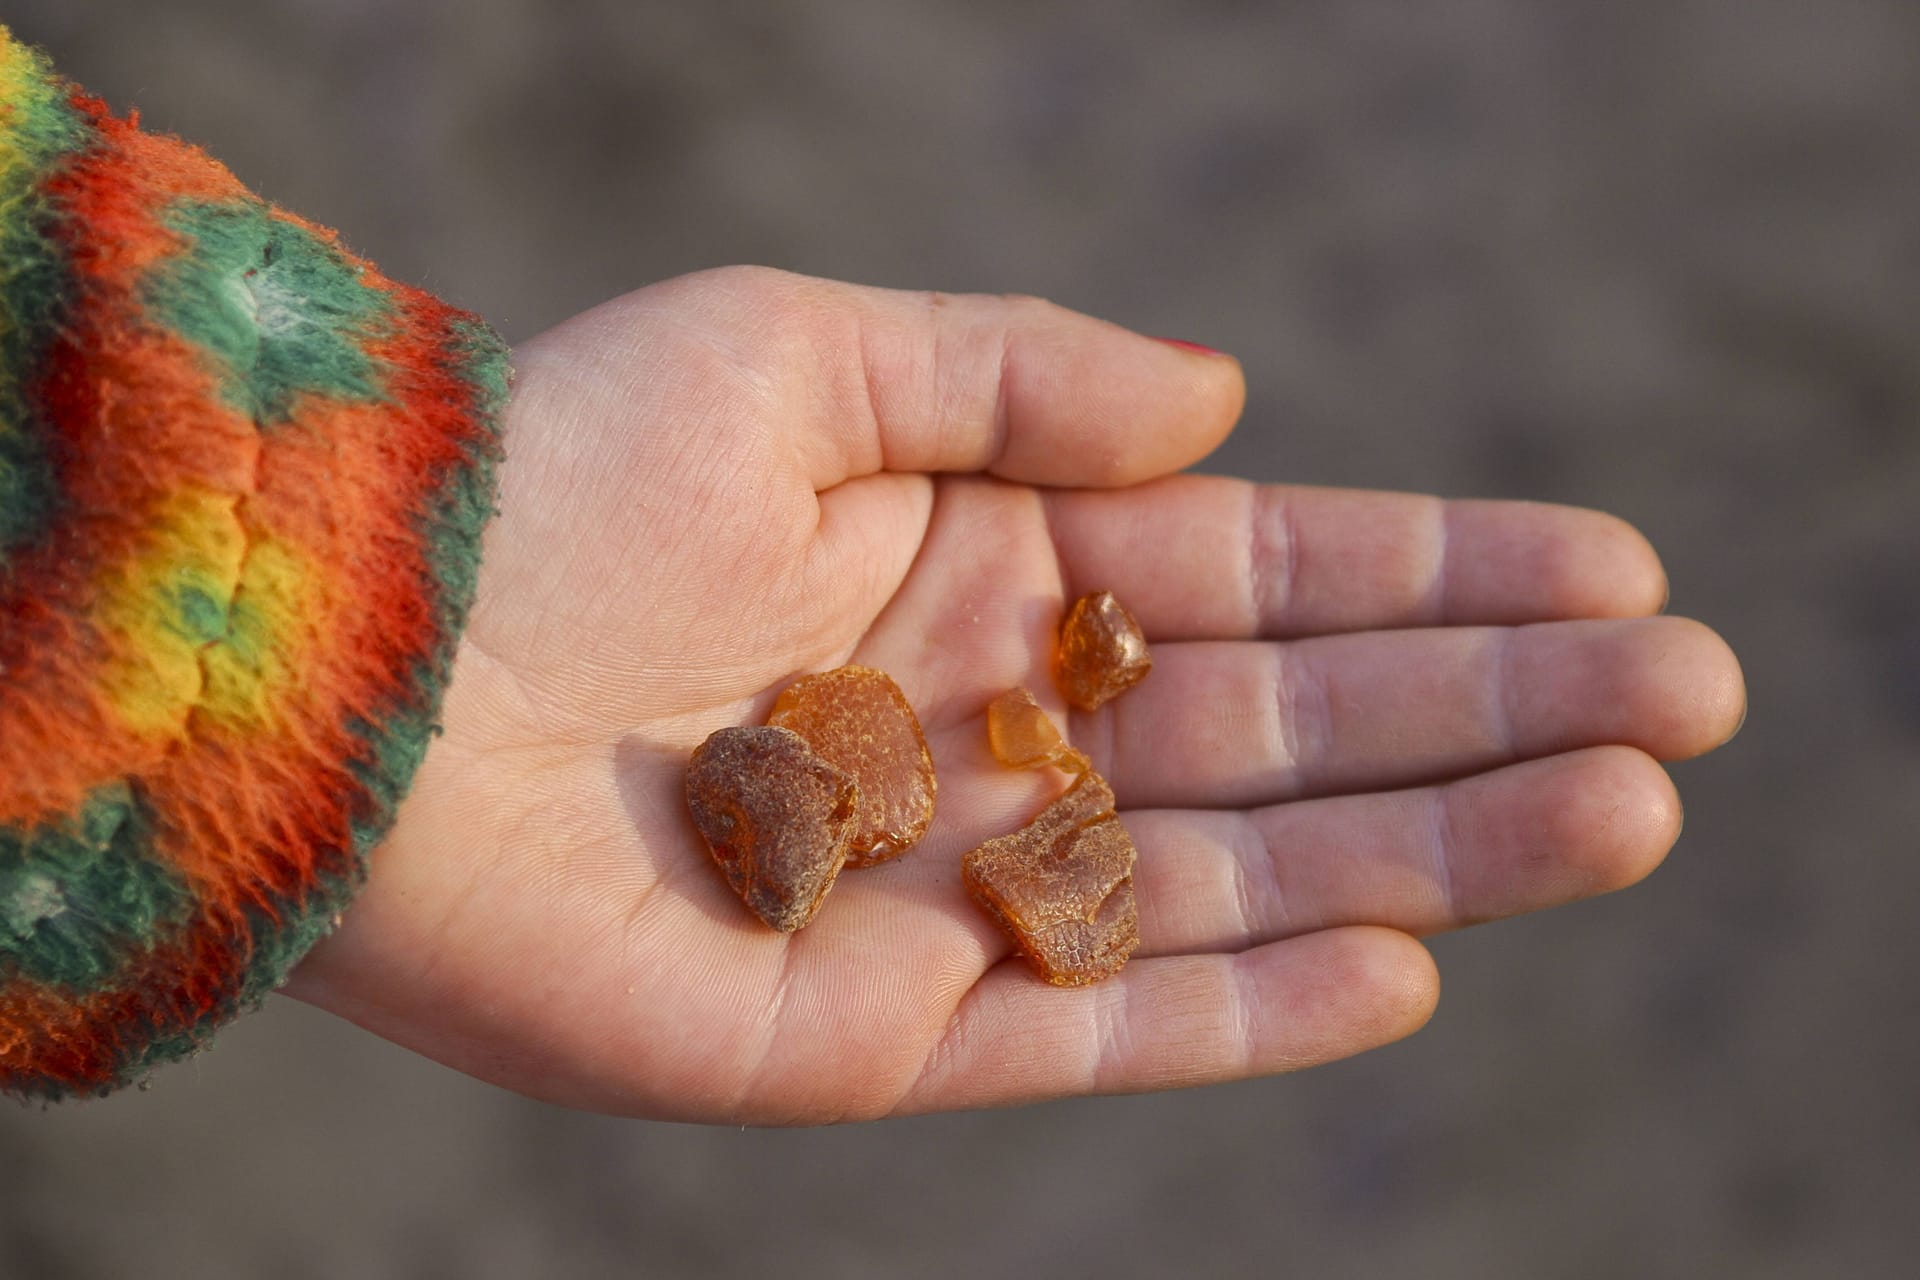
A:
[[1125, 745, 1682, 959]]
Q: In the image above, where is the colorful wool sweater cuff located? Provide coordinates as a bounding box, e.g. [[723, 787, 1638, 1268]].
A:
[[0, 28, 510, 1098]]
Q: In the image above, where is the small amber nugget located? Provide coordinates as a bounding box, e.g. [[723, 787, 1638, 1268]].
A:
[[685, 726, 858, 933], [770, 666, 936, 866], [1055, 591, 1152, 712], [962, 770, 1140, 987], [986, 687, 1089, 775]]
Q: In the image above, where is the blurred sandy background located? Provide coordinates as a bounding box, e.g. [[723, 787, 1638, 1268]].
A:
[[3, 1, 1916, 1276]]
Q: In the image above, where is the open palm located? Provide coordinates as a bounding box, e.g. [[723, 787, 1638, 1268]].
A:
[[282, 267, 1745, 1122]]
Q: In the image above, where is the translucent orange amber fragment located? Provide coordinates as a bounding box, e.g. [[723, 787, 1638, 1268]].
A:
[[769, 665, 937, 866], [962, 770, 1140, 986], [986, 687, 1089, 774], [685, 726, 858, 933], [1055, 591, 1152, 712]]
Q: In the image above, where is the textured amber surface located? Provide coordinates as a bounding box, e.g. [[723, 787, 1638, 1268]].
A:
[[962, 770, 1140, 986], [769, 665, 937, 867], [685, 726, 858, 932], [986, 687, 1089, 774], [1055, 591, 1153, 711]]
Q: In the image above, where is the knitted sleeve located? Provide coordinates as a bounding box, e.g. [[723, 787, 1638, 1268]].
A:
[[0, 27, 510, 1098]]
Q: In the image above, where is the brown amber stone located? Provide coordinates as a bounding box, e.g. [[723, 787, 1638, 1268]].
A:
[[685, 726, 858, 932], [769, 665, 936, 867], [986, 687, 1089, 775], [1055, 591, 1152, 711], [962, 770, 1140, 986]]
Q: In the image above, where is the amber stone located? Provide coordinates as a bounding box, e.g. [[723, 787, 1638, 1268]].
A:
[[685, 726, 858, 932], [769, 665, 937, 867], [1055, 591, 1153, 712], [962, 770, 1140, 986], [986, 687, 1089, 775]]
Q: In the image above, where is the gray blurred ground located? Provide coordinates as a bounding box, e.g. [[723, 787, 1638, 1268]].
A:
[[3, 1, 1916, 1276]]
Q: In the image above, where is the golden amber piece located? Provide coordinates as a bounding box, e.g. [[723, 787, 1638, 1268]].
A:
[[962, 770, 1140, 986], [685, 726, 857, 933], [769, 665, 937, 866], [1055, 591, 1152, 712], [986, 687, 1089, 774]]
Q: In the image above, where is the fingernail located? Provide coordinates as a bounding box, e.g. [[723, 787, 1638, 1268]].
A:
[[1150, 336, 1229, 357]]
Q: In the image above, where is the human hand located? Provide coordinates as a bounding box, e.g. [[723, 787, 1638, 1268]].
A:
[[282, 267, 1745, 1122]]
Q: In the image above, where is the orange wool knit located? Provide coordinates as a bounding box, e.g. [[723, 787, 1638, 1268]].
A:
[[0, 27, 510, 1098]]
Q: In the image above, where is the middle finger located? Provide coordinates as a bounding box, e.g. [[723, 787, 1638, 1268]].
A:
[[1076, 615, 1741, 809]]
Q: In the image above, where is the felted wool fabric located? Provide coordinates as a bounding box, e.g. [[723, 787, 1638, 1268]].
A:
[[0, 28, 510, 1098]]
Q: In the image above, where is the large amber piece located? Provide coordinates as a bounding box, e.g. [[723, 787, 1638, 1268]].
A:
[[769, 665, 936, 867], [986, 687, 1089, 775], [1055, 591, 1152, 712], [962, 771, 1140, 986], [685, 726, 858, 932]]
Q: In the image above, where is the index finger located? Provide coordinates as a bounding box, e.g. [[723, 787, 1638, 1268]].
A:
[[1043, 476, 1670, 640]]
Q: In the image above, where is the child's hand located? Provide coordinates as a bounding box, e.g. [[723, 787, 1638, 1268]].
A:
[[282, 267, 1745, 1122]]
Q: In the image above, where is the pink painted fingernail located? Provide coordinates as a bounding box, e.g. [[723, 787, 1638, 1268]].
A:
[[1150, 336, 1228, 357]]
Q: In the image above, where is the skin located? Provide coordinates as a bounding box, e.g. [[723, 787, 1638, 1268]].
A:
[[282, 267, 1747, 1124]]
